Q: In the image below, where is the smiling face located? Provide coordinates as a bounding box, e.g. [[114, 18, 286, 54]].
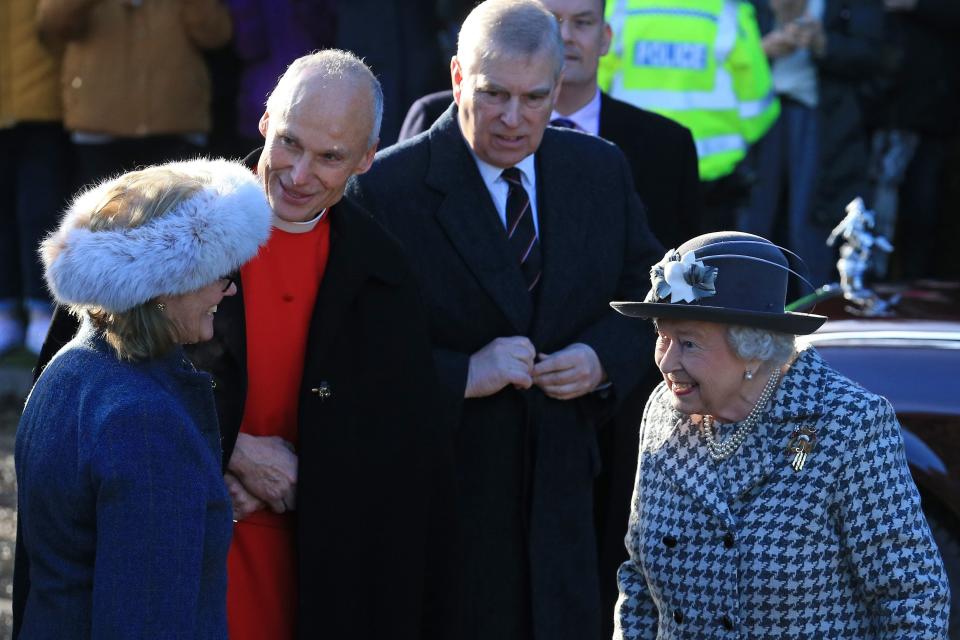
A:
[[542, 0, 611, 89], [452, 48, 561, 169], [257, 73, 377, 222], [159, 278, 236, 345], [654, 319, 758, 422]]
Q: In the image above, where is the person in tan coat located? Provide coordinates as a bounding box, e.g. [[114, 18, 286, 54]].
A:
[[36, 0, 232, 189], [0, 0, 67, 354]]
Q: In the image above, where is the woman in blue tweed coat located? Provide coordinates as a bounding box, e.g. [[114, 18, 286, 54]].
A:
[[14, 159, 271, 638], [610, 231, 949, 639]]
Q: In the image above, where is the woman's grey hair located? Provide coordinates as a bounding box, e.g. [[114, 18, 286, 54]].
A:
[[266, 49, 384, 147], [726, 325, 797, 369], [457, 0, 565, 80], [69, 167, 205, 362]]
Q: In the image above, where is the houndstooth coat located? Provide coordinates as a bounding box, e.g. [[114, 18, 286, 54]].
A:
[[614, 347, 950, 639]]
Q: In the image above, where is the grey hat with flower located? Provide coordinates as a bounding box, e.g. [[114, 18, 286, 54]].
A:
[[611, 231, 827, 335]]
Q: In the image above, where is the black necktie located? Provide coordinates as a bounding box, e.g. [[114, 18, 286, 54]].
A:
[[501, 167, 542, 292], [550, 117, 578, 130]]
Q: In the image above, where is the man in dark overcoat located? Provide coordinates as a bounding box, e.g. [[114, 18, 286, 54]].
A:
[[346, 1, 663, 638], [23, 51, 455, 640], [394, 3, 699, 632]]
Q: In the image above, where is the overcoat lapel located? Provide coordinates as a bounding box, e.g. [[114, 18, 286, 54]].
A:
[[529, 133, 591, 344], [305, 202, 398, 363], [425, 107, 533, 334], [597, 92, 614, 141]]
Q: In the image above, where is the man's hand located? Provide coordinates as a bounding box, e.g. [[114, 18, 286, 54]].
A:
[[224, 471, 266, 521], [532, 343, 606, 401], [786, 17, 826, 57], [762, 29, 800, 58], [465, 336, 536, 398], [227, 433, 298, 514]]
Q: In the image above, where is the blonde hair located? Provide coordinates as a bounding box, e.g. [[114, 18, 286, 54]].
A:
[[71, 167, 206, 361]]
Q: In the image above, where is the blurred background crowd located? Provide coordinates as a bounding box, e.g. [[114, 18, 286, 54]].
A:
[[1, 0, 958, 358]]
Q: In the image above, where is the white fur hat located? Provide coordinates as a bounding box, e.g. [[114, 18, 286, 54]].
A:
[[42, 158, 272, 313]]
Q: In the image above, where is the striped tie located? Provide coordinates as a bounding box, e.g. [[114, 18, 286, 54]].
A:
[[501, 167, 542, 292]]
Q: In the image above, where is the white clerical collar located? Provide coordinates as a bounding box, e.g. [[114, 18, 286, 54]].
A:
[[551, 88, 602, 136], [271, 208, 327, 234]]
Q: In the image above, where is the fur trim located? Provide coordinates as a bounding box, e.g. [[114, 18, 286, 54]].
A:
[[43, 158, 272, 312]]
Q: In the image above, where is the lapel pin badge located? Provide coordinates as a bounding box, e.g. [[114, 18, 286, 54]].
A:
[[785, 426, 817, 471]]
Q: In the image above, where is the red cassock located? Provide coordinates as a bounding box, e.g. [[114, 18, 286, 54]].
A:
[[227, 218, 330, 640]]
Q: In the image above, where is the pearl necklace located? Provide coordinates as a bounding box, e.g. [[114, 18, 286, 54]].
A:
[[701, 368, 781, 461]]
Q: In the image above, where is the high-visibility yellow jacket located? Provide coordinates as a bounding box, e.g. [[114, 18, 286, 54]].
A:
[[598, 0, 778, 181]]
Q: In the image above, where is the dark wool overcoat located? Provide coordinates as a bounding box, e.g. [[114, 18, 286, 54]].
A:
[[188, 195, 458, 640], [347, 105, 664, 640]]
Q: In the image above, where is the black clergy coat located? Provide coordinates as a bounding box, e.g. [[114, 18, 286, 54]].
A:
[[26, 195, 457, 640], [346, 105, 663, 640]]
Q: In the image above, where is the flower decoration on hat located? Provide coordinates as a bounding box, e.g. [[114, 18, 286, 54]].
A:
[[646, 249, 718, 303]]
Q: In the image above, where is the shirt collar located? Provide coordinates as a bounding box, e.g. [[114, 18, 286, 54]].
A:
[[551, 88, 602, 136], [471, 151, 537, 192]]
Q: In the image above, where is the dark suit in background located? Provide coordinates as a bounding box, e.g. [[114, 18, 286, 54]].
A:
[[347, 104, 663, 640]]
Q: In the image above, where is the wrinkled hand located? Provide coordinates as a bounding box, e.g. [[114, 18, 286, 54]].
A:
[[532, 343, 606, 401], [228, 433, 297, 514], [224, 471, 266, 521], [884, 0, 917, 11], [465, 336, 536, 398]]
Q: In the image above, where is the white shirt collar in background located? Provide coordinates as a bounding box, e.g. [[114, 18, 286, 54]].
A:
[[550, 88, 602, 136]]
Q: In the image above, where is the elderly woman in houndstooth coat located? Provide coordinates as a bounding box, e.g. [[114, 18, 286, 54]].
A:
[[610, 231, 949, 639]]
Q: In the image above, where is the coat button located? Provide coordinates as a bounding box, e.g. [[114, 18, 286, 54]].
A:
[[673, 609, 684, 624], [662, 534, 677, 548], [720, 614, 735, 630], [723, 532, 735, 548], [310, 382, 332, 401]]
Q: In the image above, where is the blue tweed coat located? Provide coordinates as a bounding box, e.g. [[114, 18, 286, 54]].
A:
[[14, 324, 232, 638], [615, 347, 949, 638]]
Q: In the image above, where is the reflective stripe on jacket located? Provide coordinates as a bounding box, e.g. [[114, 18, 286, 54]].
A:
[[599, 0, 778, 180]]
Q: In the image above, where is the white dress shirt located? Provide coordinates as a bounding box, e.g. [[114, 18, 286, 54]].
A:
[[469, 150, 540, 237]]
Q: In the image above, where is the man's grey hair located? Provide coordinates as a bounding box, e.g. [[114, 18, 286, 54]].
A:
[[726, 325, 797, 369], [457, 0, 564, 80], [265, 49, 384, 147]]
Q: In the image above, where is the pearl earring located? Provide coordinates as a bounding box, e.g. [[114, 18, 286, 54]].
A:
[[744, 369, 754, 381]]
